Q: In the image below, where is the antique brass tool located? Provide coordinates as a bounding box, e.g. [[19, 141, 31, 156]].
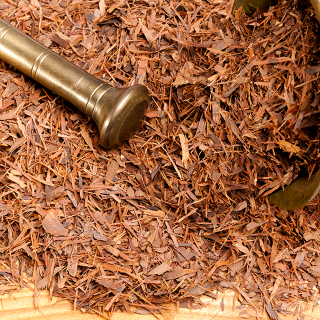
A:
[[0, 19, 149, 149]]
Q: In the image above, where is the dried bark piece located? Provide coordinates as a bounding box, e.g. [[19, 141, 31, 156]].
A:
[[7, 172, 26, 188], [277, 140, 301, 154], [220, 111, 244, 143], [246, 220, 266, 231], [295, 252, 305, 267], [106, 160, 119, 181], [52, 33, 69, 48], [68, 260, 78, 277], [97, 277, 124, 293], [42, 210, 68, 236], [234, 201, 247, 212], [67, 190, 77, 207], [308, 266, 320, 278], [179, 134, 189, 168], [148, 263, 172, 275], [186, 283, 212, 296], [0, 203, 12, 211], [163, 268, 192, 280]]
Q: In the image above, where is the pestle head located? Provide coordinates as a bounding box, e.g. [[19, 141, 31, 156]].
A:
[[93, 84, 149, 149]]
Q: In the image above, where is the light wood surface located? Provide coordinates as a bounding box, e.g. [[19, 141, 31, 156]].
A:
[[0, 287, 319, 320]]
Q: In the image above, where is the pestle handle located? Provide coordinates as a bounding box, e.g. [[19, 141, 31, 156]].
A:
[[0, 19, 149, 149]]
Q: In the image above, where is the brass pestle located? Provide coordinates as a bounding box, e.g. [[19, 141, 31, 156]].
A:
[[0, 19, 149, 149]]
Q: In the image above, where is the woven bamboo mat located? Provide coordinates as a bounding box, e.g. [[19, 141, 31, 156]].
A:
[[0, 288, 319, 320]]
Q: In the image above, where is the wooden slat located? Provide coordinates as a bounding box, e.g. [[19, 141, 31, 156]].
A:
[[0, 288, 319, 320]]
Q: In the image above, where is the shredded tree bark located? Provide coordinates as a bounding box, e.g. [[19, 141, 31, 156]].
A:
[[0, 0, 319, 318]]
